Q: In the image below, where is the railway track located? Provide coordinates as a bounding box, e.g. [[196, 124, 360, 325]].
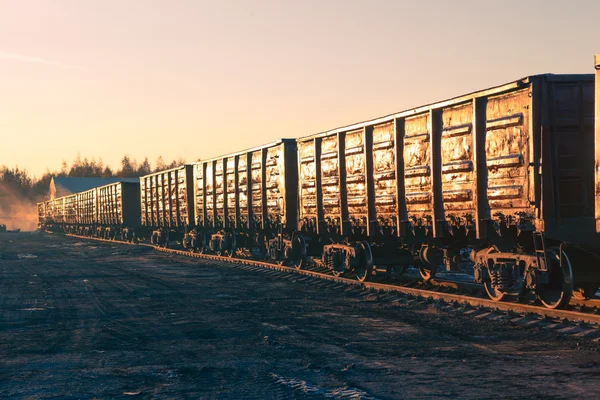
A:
[[62, 233, 600, 340]]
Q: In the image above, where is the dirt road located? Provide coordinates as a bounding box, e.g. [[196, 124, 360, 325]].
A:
[[1, 232, 598, 399]]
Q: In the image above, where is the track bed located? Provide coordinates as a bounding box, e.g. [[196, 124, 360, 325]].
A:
[[1, 232, 599, 399]]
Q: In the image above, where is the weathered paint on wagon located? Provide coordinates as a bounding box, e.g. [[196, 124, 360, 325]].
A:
[[97, 182, 141, 227], [194, 139, 298, 234], [299, 74, 595, 242], [595, 54, 600, 232], [140, 165, 194, 229]]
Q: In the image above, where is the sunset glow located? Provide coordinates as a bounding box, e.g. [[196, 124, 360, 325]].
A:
[[1, 0, 599, 177]]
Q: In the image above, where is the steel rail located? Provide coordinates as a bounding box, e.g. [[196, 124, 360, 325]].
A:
[[62, 233, 600, 327]]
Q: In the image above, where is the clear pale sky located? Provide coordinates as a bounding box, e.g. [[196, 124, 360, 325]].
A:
[[1, 0, 599, 178]]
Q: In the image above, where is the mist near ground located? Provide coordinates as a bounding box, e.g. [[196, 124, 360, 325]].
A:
[[0, 154, 186, 231], [0, 183, 38, 231]]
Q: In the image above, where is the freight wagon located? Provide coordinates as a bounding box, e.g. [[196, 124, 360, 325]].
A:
[[297, 71, 598, 308], [190, 139, 303, 263], [94, 181, 141, 239], [37, 202, 46, 228], [38, 180, 140, 239], [139, 165, 195, 245], [37, 54, 600, 310]]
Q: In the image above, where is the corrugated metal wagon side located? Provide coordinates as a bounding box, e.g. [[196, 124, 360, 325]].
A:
[[63, 194, 78, 232], [297, 72, 599, 297], [140, 165, 194, 246], [37, 202, 46, 228], [192, 139, 299, 260], [595, 54, 600, 232], [95, 181, 141, 240], [76, 188, 97, 235]]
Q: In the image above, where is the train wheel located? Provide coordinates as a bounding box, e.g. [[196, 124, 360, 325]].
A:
[[418, 245, 439, 281], [478, 247, 506, 301], [355, 241, 373, 282], [537, 247, 573, 309], [196, 232, 207, 254], [290, 234, 307, 270], [419, 267, 436, 281], [227, 233, 237, 258], [484, 280, 507, 302]]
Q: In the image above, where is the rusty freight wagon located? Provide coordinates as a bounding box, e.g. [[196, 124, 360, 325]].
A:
[[74, 186, 97, 236], [140, 165, 195, 246], [38, 180, 140, 238], [191, 139, 301, 262], [298, 71, 598, 308], [94, 181, 141, 240], [47, 197, 65, 229], [36, 202, 46, 228], [63, 194, 78, 233]]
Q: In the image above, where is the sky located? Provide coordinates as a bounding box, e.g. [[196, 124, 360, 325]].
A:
[[1, 0, 599, 178]]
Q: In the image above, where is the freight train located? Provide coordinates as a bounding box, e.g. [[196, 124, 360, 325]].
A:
[[39, 180, 141, 240], [39, 54, 600, 309]]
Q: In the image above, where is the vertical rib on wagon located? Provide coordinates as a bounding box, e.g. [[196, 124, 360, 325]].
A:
[[595, 54, 600, 231]]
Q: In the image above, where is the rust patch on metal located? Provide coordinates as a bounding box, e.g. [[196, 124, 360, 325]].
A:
[[404, 114, 431, 214]]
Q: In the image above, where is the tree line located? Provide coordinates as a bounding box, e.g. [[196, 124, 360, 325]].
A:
[[0, 154, 185, 203]]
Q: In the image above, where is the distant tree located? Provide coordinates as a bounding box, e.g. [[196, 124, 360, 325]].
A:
[[138, 158, 152, 175], [96, 158, 105, 176], [118, 155, 135, 177], [155, 156, 166, 172], [60, 160, 68, 176]]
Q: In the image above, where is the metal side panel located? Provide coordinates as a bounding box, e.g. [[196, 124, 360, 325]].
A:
[[345, 129, 367, 227], [283, 140, 299, 232], [298, 140, 317, 226], [116, 183, 124, 225], [485, 88, 532, 215], [215, 159, 225, 227], [265, 143, 286, 228], [176, 169, 185, 226], [595, 54, 600, 231], [205, 162, 215, 228], [237, 153, 250, 228], [182, 165, 193, 226], [169, 170, 177, 227], [320, 134, 341, 226], [440, 102, 475, 214], [371, 121, 397, 230], [156, 174, 164, 226], [193, 163, 204, 226], [473, 97, 489, 238], [37, 203, 45, 225], [394, 118, 408, 236], [64, 195, 76, 224], [149, 176, 156, 226], [140, 178, 147, 225], [226, 157, 236, 228], [549, 80, 595, 219], [233, 156, 241, 229], [403, 114, 432, 219], [122, 182, 141, 227], [164, 171, 172, 227], [251, 150, 264, 229]]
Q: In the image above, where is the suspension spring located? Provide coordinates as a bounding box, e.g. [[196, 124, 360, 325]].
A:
[[490, 263, 514, 292]]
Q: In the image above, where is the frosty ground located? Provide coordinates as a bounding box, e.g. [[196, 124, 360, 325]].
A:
[[1, 232, 598, 399]]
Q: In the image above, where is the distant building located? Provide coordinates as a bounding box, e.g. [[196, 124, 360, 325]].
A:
[[49, 177, 139, 200]]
